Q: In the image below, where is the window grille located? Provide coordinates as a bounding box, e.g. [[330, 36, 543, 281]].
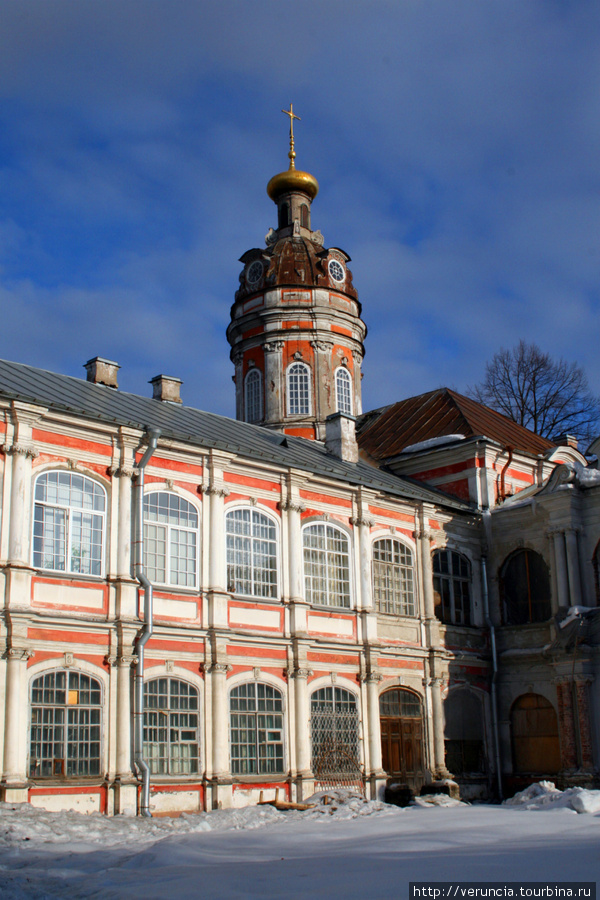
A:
[[335, 367, 353, 415], [229, 682, 284, 775], [432, 549, 472, 625], [372, 538, 415, 616], [303, 523, 351, 608], [33, 471, 106, 576], [143, 677, 199, 776], [29, 670, 102, 777], [310, 686, 360, 778], [144, 492, 199, 588], [287, 362, 311, 416], [226, 508, 278, 598], [244, 369, 263, 423]]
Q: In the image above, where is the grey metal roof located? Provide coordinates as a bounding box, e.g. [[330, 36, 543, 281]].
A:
[[0, 358, 471, 512]]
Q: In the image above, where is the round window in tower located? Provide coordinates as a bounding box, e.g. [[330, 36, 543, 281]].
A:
[[328, 258, 345, 284], [246, 260, 264, 287]]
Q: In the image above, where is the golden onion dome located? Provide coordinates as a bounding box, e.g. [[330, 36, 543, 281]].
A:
[[267, 104, 319, 202], [267, 165, 319, 201]]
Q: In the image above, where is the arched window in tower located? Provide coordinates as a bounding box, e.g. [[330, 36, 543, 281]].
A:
[[278, 202, 289, 230], [335, 367, 353, 415], [287, 362, 311, 416], [244, 368, 263, 423], [300, 203, 309, 228]]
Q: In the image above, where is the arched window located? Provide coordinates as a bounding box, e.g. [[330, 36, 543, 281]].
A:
[[229, 682, 284, 774], [310, 686, 360, 778], [287, 362, 311, 415], [144, 677, 199, 775], [278, 202, 289, 229], [303, 522, 351, 608], [433, 549, 472, 625], [335, 367, 353, 415], [144, 492, 199, 587], [500, 549, 551, 625], [300, 203, 309, 228], [372, 538, 415, 616], [510, 693, 560, 774], [244, 368, 263, 423], [29, 670, 102, 777], [33, 471, 106, 575], [444, 689, 485, 775], [226, 508, 278, 598]]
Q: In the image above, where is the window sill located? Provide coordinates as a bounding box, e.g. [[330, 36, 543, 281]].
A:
[[33, 569, 106, 583]]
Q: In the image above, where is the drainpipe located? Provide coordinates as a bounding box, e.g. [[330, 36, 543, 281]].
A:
[[499, 446, 513, 502], [133, 427, 161, 817], [481, 550, 503, 800]]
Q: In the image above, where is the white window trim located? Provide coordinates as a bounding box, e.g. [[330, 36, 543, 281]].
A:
[[244, 368, 263, 423], [228, 680, 287, 776], [32, 469, 107, 578], [143, 674, 201, 778], [225, 504, 281, 600], [334, 366, 353, 416], [143, 489, 200, 590], [286, 361, 312, 416], [371, 534, 417, 617], [302, 520, 353, 610]]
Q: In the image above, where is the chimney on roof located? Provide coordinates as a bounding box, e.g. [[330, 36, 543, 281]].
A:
[[325, 412, 359, 463], [84, 357, 119, 388], [150, 374, 183, 404], [552, 433, 579, 450]]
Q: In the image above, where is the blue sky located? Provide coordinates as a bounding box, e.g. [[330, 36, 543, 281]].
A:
[[1, 1, 599, 418]]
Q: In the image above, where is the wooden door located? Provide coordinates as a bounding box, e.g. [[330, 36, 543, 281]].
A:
[[380, 689, 425, 793]]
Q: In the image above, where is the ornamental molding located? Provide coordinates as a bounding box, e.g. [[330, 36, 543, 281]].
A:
[[310, 340, 334, 353], [263, 341, 285, 353], [201, 484, 231, 498], [287, 667, 313, 680], [108, 466, 137, 479], [1, 442, 38, 460], [3, 647, 35, 661], [361, 671, 383, 684], [350, 516, 374, 528], [105, 654, 138, 668], [278, 499, 307, 513], [210, 663, 232, 675]]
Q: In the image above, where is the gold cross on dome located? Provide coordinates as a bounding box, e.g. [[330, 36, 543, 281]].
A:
[[282, 103, 301, 140]]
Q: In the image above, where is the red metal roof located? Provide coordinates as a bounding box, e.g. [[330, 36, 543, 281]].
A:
[[357, 388, 555, 460]]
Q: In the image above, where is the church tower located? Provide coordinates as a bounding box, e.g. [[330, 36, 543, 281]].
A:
[[227, 107, 367, 440]]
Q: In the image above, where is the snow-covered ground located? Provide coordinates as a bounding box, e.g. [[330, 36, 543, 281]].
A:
[[1, 784, 599, 899]]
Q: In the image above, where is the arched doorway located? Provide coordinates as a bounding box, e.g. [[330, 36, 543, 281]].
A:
[[444, 688, 486, 776], [379, 688, 425, 793], [510, 693, 560, 774]]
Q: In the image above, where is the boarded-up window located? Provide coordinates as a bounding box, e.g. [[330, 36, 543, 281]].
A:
[[510, 693, 560, 774], [444, 689, 485, 775], [300, 204, 309, 228], [501, 549, 551, 625]]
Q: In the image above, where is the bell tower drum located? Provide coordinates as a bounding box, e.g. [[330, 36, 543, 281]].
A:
[[227, 106, 367, 441]]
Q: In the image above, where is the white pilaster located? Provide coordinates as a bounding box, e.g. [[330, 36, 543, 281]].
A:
[[552, 531, 569, 609], [2, 647, 34, 787], [210, 663, 231, 777], [565, 528, 582, 607]]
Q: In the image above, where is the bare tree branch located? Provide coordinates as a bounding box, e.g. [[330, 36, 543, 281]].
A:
[[467, 340, 600, 447]]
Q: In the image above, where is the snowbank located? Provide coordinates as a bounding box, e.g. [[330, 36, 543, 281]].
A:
[[503, 780, 600, 814]]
